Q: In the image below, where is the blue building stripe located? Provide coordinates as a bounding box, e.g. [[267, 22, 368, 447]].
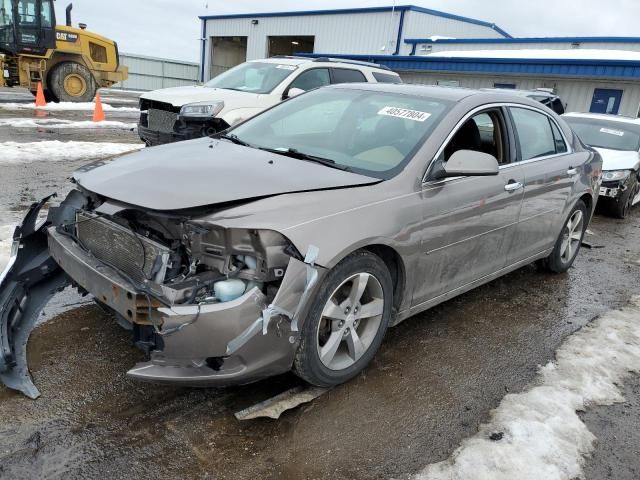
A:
[[404, 36, 640, 46], [296, 53, 640, 79]]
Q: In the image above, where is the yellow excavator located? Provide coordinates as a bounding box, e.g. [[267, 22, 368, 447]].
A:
[[0, 0, 127, 102]]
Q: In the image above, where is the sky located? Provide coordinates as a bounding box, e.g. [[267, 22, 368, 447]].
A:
[[54, 1, 640, 62]]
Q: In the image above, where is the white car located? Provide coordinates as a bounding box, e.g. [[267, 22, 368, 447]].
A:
[[563, 112, 640, 219], [138, 57, 401, 146]]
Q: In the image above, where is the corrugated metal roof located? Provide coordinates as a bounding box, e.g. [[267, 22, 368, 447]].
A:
[[199, 5, 511, 38]]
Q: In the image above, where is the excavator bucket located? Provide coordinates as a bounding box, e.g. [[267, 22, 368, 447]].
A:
[[0, 196, 70, 399]]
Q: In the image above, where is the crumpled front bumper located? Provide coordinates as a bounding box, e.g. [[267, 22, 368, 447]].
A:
[[47, 227, 321, 387]]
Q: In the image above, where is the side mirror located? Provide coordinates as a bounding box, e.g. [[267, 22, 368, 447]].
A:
[[285, 87, 305, 99], [433, 150, 499, 179]]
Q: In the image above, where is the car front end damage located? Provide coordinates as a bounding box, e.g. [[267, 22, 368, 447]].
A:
[[599, 169, 638, 201], [0, 190, 323, 398], [138, 98, 230, 147]]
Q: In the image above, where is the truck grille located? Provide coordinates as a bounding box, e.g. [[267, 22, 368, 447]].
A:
[[75, 212, 170, 285], [148, 108, 178, 133]]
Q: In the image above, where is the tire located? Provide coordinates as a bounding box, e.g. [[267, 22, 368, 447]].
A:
[[293, 251, 393, 387], [538, 200, 588, 273], [49, 62, 97, 103], [609, 176, 638, 219]]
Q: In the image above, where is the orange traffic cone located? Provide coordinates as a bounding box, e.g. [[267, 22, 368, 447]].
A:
[[92, 93, 105, 122], [35, 82, 47, 107]]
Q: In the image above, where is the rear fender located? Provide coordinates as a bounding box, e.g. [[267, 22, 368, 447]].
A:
[[0, 191, 86, 398]]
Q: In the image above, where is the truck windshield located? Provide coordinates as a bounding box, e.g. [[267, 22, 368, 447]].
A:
[[229, 87, 451, 179], [204, 62, 298, 94], [0, 0, 13, 28], [565, 117, 640, 151]]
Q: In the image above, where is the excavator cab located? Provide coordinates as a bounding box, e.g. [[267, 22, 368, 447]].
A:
[[0, 0, 56, 56]]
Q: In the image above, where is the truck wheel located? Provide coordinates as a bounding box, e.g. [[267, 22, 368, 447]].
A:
[[293, 251, 393, 387], [49, 62, 97, 103]]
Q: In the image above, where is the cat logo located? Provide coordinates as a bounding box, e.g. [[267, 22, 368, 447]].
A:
[[55, 31, 79, 43]]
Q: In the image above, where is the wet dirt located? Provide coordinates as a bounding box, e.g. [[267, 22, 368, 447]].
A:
[[0, 91, 640, 478]]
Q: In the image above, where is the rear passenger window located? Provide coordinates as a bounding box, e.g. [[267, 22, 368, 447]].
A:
[[510, 108, 557, 160], [372, 72, 402, 84], [550, 121, 568, 154], [331, 68, 367, 84]]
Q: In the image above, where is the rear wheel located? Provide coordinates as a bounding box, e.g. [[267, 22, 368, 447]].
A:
[[538, 200, 587, 273], [49, 62, 97, 103], [293, 251, 393, 387]]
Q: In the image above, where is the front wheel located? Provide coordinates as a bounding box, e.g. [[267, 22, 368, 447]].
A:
[[538, 200, 587, 273], [49, 62, 98, 103], [293, 251, 393, 387]]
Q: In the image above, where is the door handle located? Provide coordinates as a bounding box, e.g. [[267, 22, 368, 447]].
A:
[[567, 167, 579, 175], [504, 181, 524, 192]]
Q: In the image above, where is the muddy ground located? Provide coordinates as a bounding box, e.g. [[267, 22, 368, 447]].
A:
[[0, 88, 639, 479]]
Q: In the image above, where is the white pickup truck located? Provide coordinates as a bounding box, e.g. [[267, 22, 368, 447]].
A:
[[138, 56, 401, 146]]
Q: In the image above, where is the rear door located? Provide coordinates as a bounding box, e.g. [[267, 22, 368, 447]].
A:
[[413, 106, 525, 304], [503, 106, 575, 264]]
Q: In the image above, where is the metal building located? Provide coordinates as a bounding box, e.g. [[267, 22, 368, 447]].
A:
[[198, 5, 640, 117], [198, 5, 510, 81], [115, 53, 199, 91]]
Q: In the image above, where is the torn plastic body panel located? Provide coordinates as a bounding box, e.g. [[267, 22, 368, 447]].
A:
[[0, 192, 88, 399], [0, 190, 325, 397]]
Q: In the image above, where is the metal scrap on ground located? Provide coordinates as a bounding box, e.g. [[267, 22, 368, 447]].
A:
[[234, 386, 329, 420]]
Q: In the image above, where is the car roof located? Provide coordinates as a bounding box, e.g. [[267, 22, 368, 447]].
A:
[[562, 112, 640, 126], [330, 83, 549, 106], [248, 56, 397, 73]]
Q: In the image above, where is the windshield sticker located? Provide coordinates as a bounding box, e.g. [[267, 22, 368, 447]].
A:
[[276, 65, 298, 71], [378, 106, 431, 122], [600, 127, 625, 137]]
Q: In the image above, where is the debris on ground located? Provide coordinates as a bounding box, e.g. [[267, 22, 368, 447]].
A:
[[234, 386, 329, 420]]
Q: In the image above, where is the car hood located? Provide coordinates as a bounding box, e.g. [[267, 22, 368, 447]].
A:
[[73, 138, 379, 211], [140, 85, 263, 108], [594, 147, 640, 172]]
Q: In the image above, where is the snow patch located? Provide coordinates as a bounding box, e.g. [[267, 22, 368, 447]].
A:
[[417, 297, 640, 480], [0, 118, 137, 130], [0, 101, 138, 112], [0, 141, 143, 165]]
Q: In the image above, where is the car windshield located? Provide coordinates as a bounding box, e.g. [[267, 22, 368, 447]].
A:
[[564, 117, 640, 151], [229, 87, 451, 179], [204, 62, 298, 94]]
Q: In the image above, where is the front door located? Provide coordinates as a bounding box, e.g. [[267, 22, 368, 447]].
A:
[[590, 88, 623, 115], [413, 108, 524, 305]]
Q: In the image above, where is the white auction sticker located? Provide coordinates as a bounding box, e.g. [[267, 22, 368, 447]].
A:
[[600, 127, 625, 136], [276, 64, 298, 71], [378, 106, 431, 122]]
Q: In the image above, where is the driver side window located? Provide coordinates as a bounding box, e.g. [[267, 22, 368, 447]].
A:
[[444, 109, 508, 164]]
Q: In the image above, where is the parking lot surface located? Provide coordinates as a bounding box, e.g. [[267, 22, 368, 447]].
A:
[[0, 88, 639, 479]]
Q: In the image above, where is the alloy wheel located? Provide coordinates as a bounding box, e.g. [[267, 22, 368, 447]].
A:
[[560, 209, 584, 264], [316, 272, 385, 371]]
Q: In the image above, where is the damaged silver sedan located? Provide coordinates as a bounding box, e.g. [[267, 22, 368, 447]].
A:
[[0, 84, 602, 398]]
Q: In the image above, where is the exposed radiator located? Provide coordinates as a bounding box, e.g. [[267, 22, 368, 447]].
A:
[[75, 212, 170, 285]]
